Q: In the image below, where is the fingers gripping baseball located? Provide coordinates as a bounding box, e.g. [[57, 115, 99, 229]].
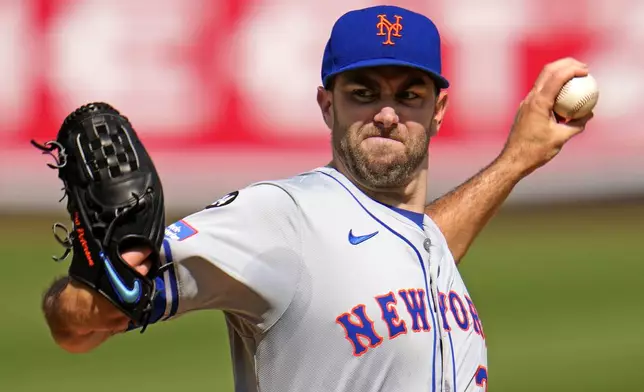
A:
[[533, 57, 589, 99], [501, 57, 596, 173]]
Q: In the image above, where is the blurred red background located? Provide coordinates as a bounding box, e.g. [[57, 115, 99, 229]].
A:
[[1, 0, 642, 210]]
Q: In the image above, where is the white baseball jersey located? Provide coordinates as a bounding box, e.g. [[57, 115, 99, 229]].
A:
[[145, 166, 488, 392]]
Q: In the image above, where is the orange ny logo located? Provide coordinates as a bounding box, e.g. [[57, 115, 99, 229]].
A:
[[376, 14, 403, 45]]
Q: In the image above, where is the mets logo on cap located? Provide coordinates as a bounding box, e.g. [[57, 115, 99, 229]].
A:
[[376, 14, 403, 45]]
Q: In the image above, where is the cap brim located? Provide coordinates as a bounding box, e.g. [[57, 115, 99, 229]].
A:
[[323, 58, 450, 89]]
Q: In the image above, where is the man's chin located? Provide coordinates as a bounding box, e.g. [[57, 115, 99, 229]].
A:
[[355, 164, 413, 190], [363, 159, 407, 175]]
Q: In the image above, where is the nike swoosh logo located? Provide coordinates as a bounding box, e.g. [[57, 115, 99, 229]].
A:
[[101, 251, 142, 304], [348, 230, 379, 245]]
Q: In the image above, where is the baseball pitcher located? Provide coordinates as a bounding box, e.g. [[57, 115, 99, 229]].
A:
[[37, 5, 594, 392]]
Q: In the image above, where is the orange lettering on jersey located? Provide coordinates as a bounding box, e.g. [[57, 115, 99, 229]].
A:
[[337, 289, 487, 357], [466, 294, 486, 340], [398, 288, 431, 332], [376, 14, 403, 45], [448, 290, 470, 331], [336, 304, 384, 356], [375, 291, 408, 340]]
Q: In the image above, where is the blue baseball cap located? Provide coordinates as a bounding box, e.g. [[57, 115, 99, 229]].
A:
[[321, 5, 449, 89]]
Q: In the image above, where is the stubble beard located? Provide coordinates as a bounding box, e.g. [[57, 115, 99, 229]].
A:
[[334, 124, 430, 190]]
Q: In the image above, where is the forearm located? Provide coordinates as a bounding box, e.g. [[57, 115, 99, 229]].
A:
[[425, 155, 529, 263]]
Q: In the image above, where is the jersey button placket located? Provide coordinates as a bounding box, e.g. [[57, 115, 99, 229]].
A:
[[424, 236, 447, 392]]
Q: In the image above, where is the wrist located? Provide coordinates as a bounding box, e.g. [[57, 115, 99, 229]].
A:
[[494, 150, 538, 181]]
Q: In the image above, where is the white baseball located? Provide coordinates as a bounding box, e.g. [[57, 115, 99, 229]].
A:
[[553, 74, 599, 120]]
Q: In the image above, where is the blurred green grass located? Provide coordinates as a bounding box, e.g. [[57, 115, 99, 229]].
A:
[[0, 201, 642, 392]]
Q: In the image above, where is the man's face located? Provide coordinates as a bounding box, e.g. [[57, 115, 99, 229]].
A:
[[317, 66, 448, 190]]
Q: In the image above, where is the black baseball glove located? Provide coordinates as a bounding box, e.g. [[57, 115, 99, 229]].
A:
[[32, 102, 166, 332]]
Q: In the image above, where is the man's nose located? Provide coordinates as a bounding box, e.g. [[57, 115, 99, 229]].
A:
[[374, 107, 399, 130]]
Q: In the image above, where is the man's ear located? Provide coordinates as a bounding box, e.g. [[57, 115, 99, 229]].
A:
[[430, 90, 449, 137], [317, 86, 333, 129]]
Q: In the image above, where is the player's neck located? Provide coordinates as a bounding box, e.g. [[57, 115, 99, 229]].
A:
[[364, 176, 428, 214], [328, 160, 428, 214]]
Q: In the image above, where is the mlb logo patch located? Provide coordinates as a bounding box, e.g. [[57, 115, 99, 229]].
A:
[[165, 220, 198, 241]]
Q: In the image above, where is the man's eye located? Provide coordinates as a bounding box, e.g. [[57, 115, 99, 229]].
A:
[[398, 91, 420, 100], [352, 89, 376, 100]]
